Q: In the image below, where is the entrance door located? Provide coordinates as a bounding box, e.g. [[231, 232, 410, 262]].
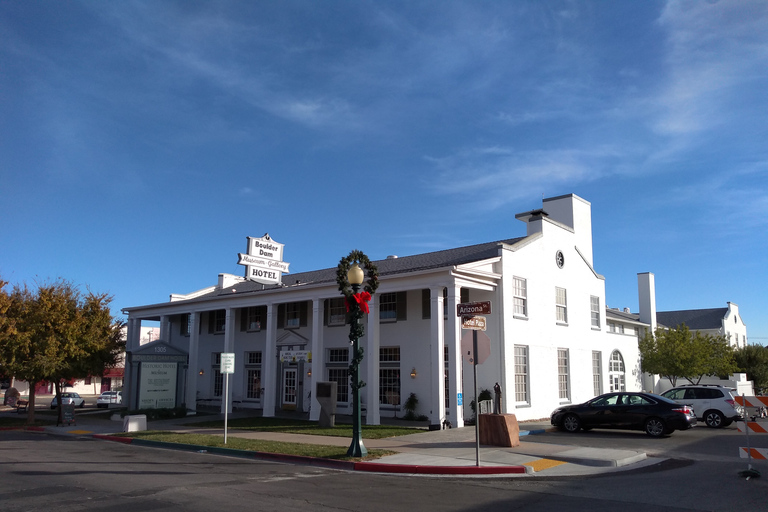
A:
[[101, 378, 112, 393], [282, 368, 297, 410]]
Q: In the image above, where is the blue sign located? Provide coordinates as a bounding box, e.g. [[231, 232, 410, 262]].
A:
[[457, 393, 463, 406]]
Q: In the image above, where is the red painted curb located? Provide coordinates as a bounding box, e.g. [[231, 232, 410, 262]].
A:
[[93, 434, 134, 444], [354, 462, 528, 475]]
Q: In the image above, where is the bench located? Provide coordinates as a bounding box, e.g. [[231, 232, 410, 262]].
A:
[[15, 399, 28, 413]]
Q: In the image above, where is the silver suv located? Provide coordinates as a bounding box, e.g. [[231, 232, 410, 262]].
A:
[[660, 385, 743, 428]]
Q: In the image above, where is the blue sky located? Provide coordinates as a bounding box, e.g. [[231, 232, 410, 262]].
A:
[[1, 1, 766, 345]]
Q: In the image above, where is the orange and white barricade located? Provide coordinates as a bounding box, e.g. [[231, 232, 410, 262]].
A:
[[735, 395, 768, 477]]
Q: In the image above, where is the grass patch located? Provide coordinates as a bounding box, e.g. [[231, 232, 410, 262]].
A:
[[188, 416, 423, 439], [0, 416, 55, 427], [118, 430, 395, 461]]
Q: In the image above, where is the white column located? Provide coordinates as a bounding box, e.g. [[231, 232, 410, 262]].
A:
[[310, 298, 324, 422], [446, 285, 464, 428], [429, 286, 446, 428], [185, 312, 200, 411], [365, 293, 381, 425], [220, 308, 235, 414], [159, 315, 170, 342], [262, 303, 278, 417]]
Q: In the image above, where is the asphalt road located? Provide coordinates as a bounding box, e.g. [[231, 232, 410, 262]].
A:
[[1, 426, 767, 512]]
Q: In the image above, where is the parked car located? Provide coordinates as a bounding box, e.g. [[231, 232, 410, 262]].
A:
[[96, 390, 122, 408], [551, 391, 697, 437], [50, 392, 85, 409], [660, 385, 743, 428]]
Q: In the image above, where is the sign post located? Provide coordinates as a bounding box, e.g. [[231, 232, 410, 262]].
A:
[[220, 353, 235, 444], [458, 301, 491, 467]]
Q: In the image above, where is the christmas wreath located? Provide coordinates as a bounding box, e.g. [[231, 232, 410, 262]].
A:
[[337, 250, 379, 345], [336, 250, 379, 303]]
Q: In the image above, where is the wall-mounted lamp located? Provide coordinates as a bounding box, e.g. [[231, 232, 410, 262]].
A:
[[410, 367, 417, 379], [199, 369, 205, 376], [307, 369, 312, 377]]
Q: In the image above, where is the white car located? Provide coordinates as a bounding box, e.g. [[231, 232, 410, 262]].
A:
[[661, 385, 744, 428], [96, 390, 122, 408], [51, 392, 85, 409]]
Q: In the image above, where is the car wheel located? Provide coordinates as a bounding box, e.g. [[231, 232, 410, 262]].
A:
[[79, 401, 85, 408], [51, 405, 56, 410], [704, 410, 725, 428], [645, 417, 666, 437], [562, 413, 581, 433]]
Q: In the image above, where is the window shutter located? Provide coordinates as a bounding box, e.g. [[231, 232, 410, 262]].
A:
[[460, 288, 469, 303], [300, 301, 308, 327], [208, 311, 214, 334], [277, 304, 285, 329], [396, 291, 407, 321], [421, 289, 430, 319], [323, 299, 329, 326], [240, 308, 248, 332]]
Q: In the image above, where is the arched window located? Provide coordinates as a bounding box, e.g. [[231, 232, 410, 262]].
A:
[[609, 350, 625, 392]]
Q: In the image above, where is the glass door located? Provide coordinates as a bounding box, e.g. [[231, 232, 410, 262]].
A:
[[282, 368, 297, 409]]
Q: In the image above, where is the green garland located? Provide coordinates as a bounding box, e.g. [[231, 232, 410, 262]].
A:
[[337, 250, 379, 392], [336, 250, 379, 300]]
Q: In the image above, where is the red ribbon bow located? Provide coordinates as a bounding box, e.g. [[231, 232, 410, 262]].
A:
[[345, 291, 372, 314]]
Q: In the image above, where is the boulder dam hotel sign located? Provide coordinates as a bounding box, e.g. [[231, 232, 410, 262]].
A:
[[237, 233, 290, 285]]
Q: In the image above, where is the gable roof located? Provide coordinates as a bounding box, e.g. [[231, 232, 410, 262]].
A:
[[656, 308, 727, 330], [209, 236, 524, 298]]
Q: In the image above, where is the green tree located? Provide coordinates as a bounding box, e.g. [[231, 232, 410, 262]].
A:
[[0, 278, 124, 425], [734, 344, 768, 393], [639, 324, 737, 386]]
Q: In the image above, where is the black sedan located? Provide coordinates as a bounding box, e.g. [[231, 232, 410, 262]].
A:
[[551, 392, 697, 437]]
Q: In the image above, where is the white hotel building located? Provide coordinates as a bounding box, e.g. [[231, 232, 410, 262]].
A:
[[122, 193, 643, 429]]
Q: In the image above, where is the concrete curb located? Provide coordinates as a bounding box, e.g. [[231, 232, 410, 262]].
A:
[[92, 434, 529, 475]]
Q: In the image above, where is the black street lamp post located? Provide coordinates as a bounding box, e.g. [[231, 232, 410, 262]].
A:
[[346, 263, 367, 458]]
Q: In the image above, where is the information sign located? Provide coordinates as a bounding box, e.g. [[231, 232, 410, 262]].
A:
[[462, 315, 487, 331], [221, 353, 235, 374], [456, 301, 491, 316]]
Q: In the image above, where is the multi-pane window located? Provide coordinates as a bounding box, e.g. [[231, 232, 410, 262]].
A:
[[557, 348, 569, 401], [286, 302, 301, 328], [244, 351, 263, 399], [326, 349, 349, 404], [245, 307, 262, 331], [380, 292, 398, 321], [328, 298, 346, 326], [513, 277, 527, 317], [444, 346, 450, 409], [514, 345, 529, 403], [555, 288, 567, 324], [328, 348, 349, 363], [379, 347, 401, 406], [380, 347, 400, 362], [609, 350, 626, 392], [609, 350, 625, 372], [213, 310, 226, 333], [380, 369, 401, 406], [180, 313, 191, 336], [328, 368, 349, 403], [590, 296, 600, 328], [246, 369, 262, 399], [592, 351, 602, 396], [213, 369, 223, 397]]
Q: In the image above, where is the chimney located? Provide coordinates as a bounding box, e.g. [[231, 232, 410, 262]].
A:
[[638, 272, 657, 332]]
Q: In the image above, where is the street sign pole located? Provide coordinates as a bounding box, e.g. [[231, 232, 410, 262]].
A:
[[220, 353, 235, 445], [224, 372, 229, 444], [473, 329, 480, 467]]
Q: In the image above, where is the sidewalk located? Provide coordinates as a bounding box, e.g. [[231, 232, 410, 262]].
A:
[[3, 408, 655, 477]]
